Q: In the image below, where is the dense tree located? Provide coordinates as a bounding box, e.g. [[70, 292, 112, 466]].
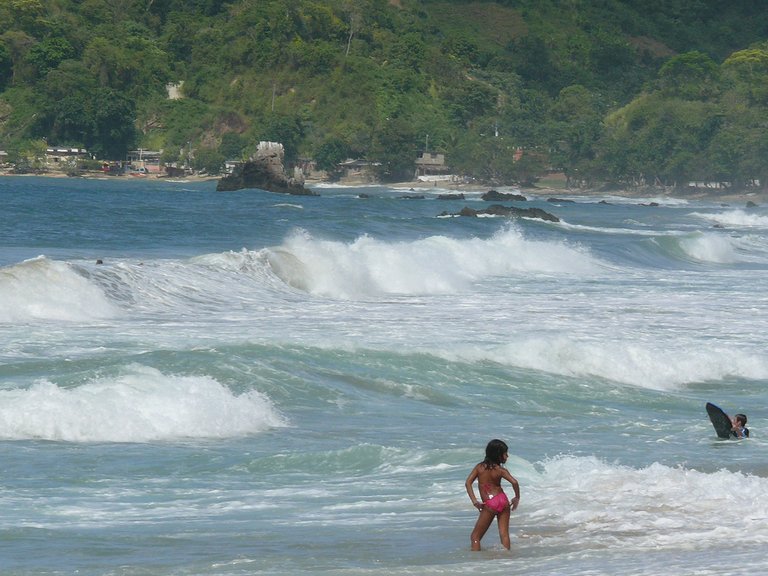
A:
[[1, 30, 36, 83], [192, 146, 225, 174], [657, 51, 721, 100], [0, 42, 12, 91], [370, 116, 418, 182], [547, 85, 603, 184], [26, 37, 75, 78], [90, 88, 138, 159], [599, 93, 723, 186], [5, 0, 46, 36], [218, 132, 246, 161], [721, 45, 768, 106], [257, 113, 305, 164], [441, 80, 496, 127], [314, 136, 351, 173], [2, 0, 768, 189], [509, 35, 558, 93]]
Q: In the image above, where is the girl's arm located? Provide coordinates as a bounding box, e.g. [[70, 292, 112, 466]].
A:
[[465, 465, 484, 510], [502, 469, 521, 511]]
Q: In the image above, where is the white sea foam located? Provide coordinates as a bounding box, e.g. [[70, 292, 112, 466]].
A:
[[79, 252, 289, 317], [556, 220, 665, 235], [311, 182, 382, 189], [542, 194, 690, 207], [0, 256, 118, 322], [675, 232, 768, 264], [522, 455, 768, 549], [678, 232, 739, 263], [0, 365, 286, 442], [265, 227, 601, 298], [449, 337, 768, 389], [692, 209, 768, 228]]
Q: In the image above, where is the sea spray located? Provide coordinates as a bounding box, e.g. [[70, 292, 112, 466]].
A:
[[266, 226, 600, 298], [0, 256, 118, 322], [443, 337, 768, 389], [523, 456, 768, 550], [0, 364, 285, 442], [692, 208, 768, 228]]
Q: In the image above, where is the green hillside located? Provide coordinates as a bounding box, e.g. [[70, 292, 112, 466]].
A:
[[2, 0, 768, 188]]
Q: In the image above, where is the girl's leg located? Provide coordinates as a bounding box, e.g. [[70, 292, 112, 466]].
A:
[[470, 509, 495, 551], [497, 509, 511, 550]]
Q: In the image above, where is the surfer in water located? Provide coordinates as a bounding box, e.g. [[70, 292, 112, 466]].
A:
[[465, 439, 520, 551], [732, 413, 749, 438]]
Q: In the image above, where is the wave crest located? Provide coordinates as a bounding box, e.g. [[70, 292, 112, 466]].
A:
[[526, 455, 768, 548], [266, 227, 600, 298], [448, 336, 768, 389], [692, 209, 768, 229], [0, 256, 118, 322], [0, 365, 286, 442]]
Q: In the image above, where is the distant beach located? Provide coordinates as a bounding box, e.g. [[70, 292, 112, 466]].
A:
[[3, 168, 765, 205]]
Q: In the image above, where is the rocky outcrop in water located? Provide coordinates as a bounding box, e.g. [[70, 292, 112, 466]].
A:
[[481, 190, 527, 202], [440, 204, 560, 222], [547, 197, 575, 203], [216, 141, 316, 195]]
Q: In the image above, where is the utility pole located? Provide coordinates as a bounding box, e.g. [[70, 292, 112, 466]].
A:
[[271, 82, 277, 112]]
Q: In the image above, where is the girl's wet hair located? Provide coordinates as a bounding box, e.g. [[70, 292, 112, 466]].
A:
[[735, 413, 747, 426], [483, 439, 508, 467]]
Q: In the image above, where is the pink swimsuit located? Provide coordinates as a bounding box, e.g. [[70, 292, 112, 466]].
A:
[[483, 487, 509, 514]]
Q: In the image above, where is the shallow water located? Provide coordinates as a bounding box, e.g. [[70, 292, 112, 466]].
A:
[[0, 176, 766, 575]]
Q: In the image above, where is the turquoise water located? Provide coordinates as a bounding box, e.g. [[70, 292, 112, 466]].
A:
[[1, 176, 767, 575]]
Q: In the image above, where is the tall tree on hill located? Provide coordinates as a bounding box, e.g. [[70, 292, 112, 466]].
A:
[[0, 41, 12, 90]]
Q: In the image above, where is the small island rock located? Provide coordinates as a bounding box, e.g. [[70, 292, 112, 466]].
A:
[[216, 142, 316, 195], [442, 204, 560, 222]]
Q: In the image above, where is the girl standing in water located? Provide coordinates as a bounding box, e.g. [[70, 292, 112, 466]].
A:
[[465, 439, 520, 551]]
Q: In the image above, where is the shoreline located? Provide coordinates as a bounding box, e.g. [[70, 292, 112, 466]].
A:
[[3, 170, 764, 205], [0, 169, 220, 183]]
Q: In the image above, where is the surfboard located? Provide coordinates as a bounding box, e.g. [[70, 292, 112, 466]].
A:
[[706, 402, 733, 439]]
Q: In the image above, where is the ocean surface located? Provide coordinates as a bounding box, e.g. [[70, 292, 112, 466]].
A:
[[1, 175, 767, 576]]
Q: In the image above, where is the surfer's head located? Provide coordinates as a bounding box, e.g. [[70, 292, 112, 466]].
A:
[[734, 413, 748, 427], [483, 439, 509, 467]]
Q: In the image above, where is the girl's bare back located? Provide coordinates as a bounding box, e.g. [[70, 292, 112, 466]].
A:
[[474, 463, 505, 499]]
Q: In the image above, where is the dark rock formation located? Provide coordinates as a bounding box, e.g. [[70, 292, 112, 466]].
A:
[[547, 197, 575, 203], [216, 142, 316, 195], [440, 204, 560, 222], [217, 161, 315, 194], [481, 189, 527, 202], [437, 193, 465, 200]]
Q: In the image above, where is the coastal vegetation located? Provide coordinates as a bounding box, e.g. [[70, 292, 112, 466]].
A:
[[2, 0, 768, 190]]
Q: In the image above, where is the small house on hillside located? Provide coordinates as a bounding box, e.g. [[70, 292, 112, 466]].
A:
[[338, 159, 379, 182], [414, 151, 450, 178], [45, 148, 90, 169], [127, 150, 162, 174], [166, 81, 184, 100], [224, 159, 243, 174], [297, 157, 325, 180]]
